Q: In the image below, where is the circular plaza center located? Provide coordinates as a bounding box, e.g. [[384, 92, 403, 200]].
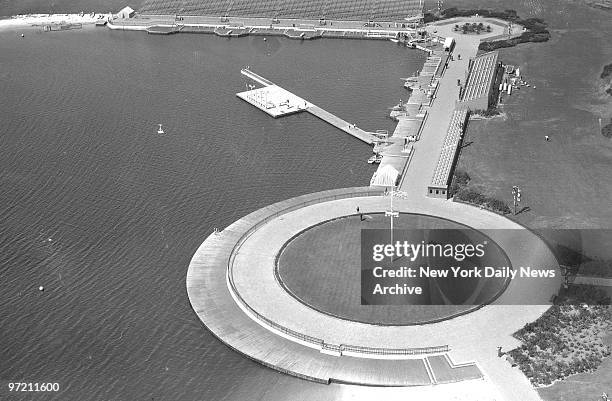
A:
[[276, 213, 512, 325]]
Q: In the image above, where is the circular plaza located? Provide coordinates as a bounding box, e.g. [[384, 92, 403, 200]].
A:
[[276, 212, 511, 326], [187, 187, 562, 386]]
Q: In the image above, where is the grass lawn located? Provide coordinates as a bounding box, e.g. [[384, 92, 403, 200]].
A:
[[456, 20, 612, 233], [277, 213, 507, 325]]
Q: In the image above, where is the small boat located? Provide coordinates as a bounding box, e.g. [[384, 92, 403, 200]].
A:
[[157, 124, 164, 134], [367, 154, 383, 164], [390, 38, 399, 43]]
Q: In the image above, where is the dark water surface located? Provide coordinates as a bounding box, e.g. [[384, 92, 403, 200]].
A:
[[0, 27, 425, 400], [2, 0, 611, 400]]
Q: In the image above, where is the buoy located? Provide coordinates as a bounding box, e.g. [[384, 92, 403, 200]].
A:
[[263, 37, 267, 41], [21, 34, 25, 38], [39, 286, 44, 291]]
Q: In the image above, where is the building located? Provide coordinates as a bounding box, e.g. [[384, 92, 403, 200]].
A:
[[427, 109, 469, 199], [456, 51, 503, 112], [117, 6, 135, 19]]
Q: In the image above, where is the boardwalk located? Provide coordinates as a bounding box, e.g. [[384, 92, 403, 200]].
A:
[[307, 105, 376, 145], [239, 68, 377, 144]]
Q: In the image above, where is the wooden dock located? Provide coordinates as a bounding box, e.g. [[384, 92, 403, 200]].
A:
[[239, 69, 377, 145], [306, 105, 376, 145]]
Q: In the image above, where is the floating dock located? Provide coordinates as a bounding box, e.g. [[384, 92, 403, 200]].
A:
[[238, 69, 377, 145], [236, 85, 311, 118]]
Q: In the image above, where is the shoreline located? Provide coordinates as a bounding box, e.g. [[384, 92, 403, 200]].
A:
[[0, 13, 108, 30]]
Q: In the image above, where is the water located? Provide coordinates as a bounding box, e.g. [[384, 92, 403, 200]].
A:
[[0, 27, 425, 400], [2, 1, 611, 400]]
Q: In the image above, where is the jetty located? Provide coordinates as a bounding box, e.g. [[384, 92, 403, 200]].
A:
[[238, 69, 377, 145]]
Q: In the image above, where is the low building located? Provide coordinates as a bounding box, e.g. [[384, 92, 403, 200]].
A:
[[117, 6, 135, 19], [456, 51, 503, 112], [427, 109, 469, 199]]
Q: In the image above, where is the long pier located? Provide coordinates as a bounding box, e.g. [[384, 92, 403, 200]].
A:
[[239, 69, 377, 145], [306, 105, 377, 145]]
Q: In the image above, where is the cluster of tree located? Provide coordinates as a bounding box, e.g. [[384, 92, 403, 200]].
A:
[[424, 7, 520, 23], [442, 8, 519, 20], [454, 22, 492, 34], [479, 17, 550, 51], [449, 169, 511, 214], [513, 353, 609, 385], [455, 188, 512, 214], [508, 285, 611, 386], [449, 169, 470, 195]]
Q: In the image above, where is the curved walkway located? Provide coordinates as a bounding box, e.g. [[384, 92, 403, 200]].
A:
[[187, 16, 554, 399], [187, 187, 562, 394]]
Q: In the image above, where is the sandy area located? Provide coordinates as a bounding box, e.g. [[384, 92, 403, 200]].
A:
[[0, 13, 107, 30]]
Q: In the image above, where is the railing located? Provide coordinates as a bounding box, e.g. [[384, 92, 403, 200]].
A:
[[225, 187, 451, 357], [341, 344, 449, 355]]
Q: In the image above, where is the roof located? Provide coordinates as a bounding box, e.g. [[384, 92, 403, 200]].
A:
[[118, 6, 135, 14], [371, 164, 399, 187], [460, 51, 499, 103], [430, 109, 469, 188]]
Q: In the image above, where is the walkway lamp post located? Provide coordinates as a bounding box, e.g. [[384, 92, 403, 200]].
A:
[[512, 185, 521, 215]]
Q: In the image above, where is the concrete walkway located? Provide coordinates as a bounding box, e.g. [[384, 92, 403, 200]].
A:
[[188, 188, 561, 399], [399, 18, 510, 194]]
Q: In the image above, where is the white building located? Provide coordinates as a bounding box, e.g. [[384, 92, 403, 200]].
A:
[[116, 6, 135, 19]]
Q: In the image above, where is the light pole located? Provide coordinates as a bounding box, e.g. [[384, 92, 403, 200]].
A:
[[512, 185, 521, 215], [385, 186, 399, 251]]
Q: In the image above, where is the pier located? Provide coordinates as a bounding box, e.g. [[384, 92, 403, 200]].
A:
[[186, 14, 552, 401], [238, 69, 378, 145], [306, 105, 377, 145]]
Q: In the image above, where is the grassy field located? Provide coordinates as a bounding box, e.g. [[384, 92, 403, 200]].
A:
[[455, 8, 612, 232], [277, 213, 506, 325]]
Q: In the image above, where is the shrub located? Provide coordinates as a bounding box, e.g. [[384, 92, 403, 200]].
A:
[[455, 188, 511, 214], [441, 7, 519, 21], [602, 119, 612, 138], [602, 64, 612, 80]]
